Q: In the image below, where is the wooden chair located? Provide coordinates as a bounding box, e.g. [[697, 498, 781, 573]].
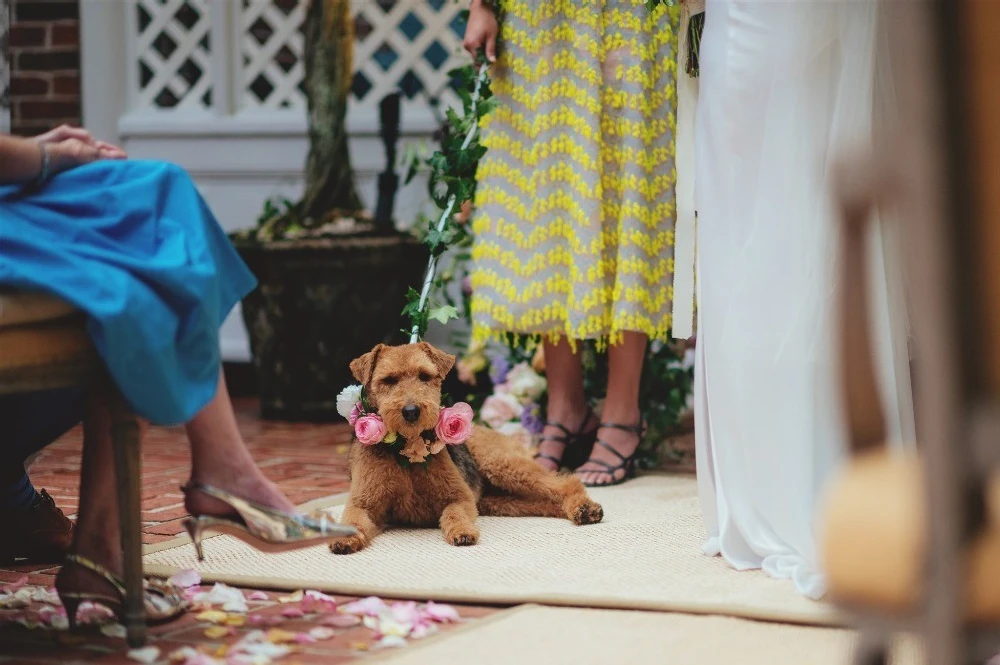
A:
[[0, 291, 147, 647], [819, 1, 1000, 664]]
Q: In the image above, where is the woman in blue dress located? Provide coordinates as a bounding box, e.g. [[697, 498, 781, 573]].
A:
[[0, 125, 354, 627]]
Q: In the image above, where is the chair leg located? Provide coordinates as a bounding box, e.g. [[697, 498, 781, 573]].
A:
[[855, 628, 889, 665], [108, 386, 146, 648]]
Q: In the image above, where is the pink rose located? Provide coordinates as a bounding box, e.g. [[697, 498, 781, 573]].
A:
[[355, 415, 387, 446], [348, 403, 363, 426], [435, 402, 474, 445]]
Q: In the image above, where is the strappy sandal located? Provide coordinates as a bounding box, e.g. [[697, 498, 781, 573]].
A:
[[57, 553, 188, 631], [576, 419, 645, 487], [534, 410, 599, 471], [181, 483, 358, 561]]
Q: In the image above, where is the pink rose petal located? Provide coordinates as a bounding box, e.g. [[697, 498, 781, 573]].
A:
[[339, 596, 387, 617], [168, 568, 202, 589], [281, 607, 305, 618], [422, 601, 460, 623], [322, 613, 362, 628], [247, 591, 269, 601]]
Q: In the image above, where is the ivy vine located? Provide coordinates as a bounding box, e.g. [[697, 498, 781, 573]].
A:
[[402, 60, 495, 341]]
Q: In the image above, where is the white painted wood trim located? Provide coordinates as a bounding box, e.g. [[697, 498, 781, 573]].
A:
[[79, 0, 128, 144]]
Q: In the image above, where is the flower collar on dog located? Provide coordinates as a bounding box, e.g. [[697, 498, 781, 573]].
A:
[[336, 384, 474, 464]]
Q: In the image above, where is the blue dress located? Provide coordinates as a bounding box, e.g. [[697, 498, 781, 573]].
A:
[[0, 160, 256, 425]]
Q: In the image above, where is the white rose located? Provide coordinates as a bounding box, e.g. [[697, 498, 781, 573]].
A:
[[496, 421, 533, 449], [480, 392, 522, 429], [336, 384, 363, 420], [505, 363, 547, 404]]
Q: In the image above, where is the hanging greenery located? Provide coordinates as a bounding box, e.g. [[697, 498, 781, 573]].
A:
[[401, 61, 495, 341]]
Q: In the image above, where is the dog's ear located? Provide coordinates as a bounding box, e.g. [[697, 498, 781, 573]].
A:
[[418, 342, 455, 379], [350, 344, 386, 385]]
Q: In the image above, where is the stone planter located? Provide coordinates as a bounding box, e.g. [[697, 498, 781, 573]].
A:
[[235, 233, 427, 421]]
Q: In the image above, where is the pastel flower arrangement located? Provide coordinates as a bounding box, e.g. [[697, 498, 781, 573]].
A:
[[336, 384, 474, 464], [470, 350, 548, 448]]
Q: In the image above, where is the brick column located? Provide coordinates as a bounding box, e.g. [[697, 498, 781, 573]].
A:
[[9, 0, 81, 136]]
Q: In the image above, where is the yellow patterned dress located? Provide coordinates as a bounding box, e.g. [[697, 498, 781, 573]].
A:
[[470, 0, 680, 348]]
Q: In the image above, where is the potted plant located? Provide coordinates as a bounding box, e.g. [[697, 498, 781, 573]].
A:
[[229, 0, 427, 421]]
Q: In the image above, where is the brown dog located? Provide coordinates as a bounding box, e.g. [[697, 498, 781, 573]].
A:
[[330, 342, 603, 554]]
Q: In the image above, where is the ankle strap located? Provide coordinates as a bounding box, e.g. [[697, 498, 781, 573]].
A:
[[64, 553, 126, 596], [599, 420, 645, 436]]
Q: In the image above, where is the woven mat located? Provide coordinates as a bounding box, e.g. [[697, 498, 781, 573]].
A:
[[367, 606, 923, 665], [143, 475, 838, 625]]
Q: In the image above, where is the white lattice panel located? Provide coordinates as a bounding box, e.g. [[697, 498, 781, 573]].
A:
[[240, 0, 307, 109], [132, 0, 213, 110], [238, 0, 468, 111], [351, 0, 467, 108]]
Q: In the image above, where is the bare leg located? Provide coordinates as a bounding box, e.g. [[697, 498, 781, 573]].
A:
[[577, 331, 647, 485], [55, 391, 123, 610], [184, 372, 295, 517], [536, 337, 597, 470]]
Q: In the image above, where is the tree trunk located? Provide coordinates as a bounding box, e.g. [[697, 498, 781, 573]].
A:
[[300, 0, 362, 226]]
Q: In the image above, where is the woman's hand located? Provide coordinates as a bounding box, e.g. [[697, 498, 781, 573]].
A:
[[35, 124, 127, 173], [463, 0, 499, 63]]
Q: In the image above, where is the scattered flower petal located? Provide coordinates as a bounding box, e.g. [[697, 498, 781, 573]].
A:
[[277, 590, 303, 604], [265, 628, 299, 644], [100, 623, 127, 638], [127, 646, 160, 664], [168, 569, 201, 589], [247, 591, 269, 601], [292, 632, 316, 644], [280, 607, 304, 618], [307, 626, 335, 641], [321, 613, 361, 628], [168, 646, 222, 665], [339, 596, 386, 617], [350, 642, 369, 651], [423, 601, 460, 623], [375, 635, 408, 649], [195, 610, 228, 624], [224, 614, 247, 627], [203, 625, 231, 639], [76, 601, 115, 625], [192, 584, 248, 613]]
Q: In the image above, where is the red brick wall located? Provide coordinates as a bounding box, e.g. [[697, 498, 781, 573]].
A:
[[8, 0, 81, 136]]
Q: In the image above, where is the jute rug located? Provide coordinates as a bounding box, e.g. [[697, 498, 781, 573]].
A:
[[366, 606, 924, 665], [143, 475, 839, 625]]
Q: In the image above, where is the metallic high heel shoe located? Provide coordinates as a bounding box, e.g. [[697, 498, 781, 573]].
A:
[[181, 483, 357, 561], [58, 553, 188, 631]]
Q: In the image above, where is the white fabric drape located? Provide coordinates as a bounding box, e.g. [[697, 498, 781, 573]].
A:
[[692, 0, 914, 599]]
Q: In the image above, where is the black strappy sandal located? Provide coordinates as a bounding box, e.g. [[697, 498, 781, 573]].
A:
[[576, 419, 645, 487], [534, 410, 599, 471]]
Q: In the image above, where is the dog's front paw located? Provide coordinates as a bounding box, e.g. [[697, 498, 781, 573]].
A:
[[571, 499, 604, 526], [329, 533, 367, 555], [445, 527, 479, 547]]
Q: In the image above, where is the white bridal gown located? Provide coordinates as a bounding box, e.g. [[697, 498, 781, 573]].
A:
[[692, 0, 915, 599]]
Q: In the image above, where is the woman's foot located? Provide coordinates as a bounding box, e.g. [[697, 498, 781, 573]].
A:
[[184, 465, 296, 519], [575, 410, 644, 486], [534, 409, 599, 471]]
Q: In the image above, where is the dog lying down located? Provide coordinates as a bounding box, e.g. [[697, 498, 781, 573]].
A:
[[329, 342, 604, 554]]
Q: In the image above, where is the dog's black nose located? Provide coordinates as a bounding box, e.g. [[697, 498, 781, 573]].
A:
[[402, 405, 421, 423]]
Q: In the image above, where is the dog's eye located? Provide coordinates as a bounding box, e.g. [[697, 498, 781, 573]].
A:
[[381, 376, 399, 386], [418, 371, 432, 382]]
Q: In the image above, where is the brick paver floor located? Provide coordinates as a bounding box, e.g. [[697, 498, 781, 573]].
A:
[[0, 398, 695, 664], [0, 399, 500, 664]]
